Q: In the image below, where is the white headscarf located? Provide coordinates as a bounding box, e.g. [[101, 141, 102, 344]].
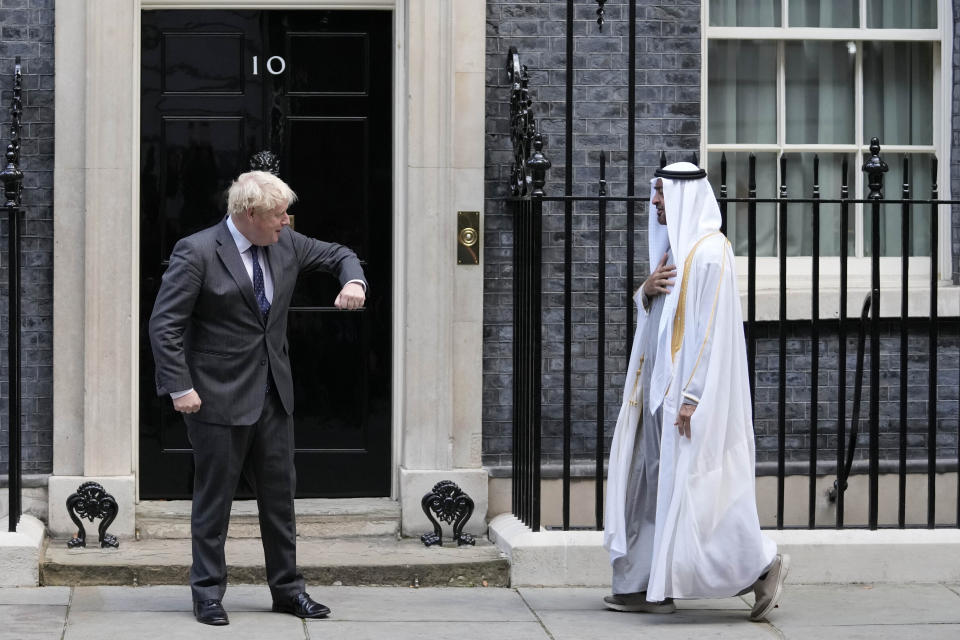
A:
[[647, 162, 723, 412]]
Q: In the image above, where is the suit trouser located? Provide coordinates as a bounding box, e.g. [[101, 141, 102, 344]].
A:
[[185, 389, 304, 602]]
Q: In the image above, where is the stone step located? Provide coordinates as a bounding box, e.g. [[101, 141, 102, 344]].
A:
[[136, 498, 400, 539], [40, 536, 509, 588]]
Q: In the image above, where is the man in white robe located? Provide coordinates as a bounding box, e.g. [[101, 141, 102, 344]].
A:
[[602, 163, 789, 621]]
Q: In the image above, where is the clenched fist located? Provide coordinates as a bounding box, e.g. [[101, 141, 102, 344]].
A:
[[334, 281, 366, 310], [173, 390, 202, 414]]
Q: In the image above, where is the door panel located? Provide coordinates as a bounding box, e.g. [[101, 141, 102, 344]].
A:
[[286, 117, 369, 255], [161, 33, 247, 94], [140, 9, 392, 499], [286, 33, 370, 95]]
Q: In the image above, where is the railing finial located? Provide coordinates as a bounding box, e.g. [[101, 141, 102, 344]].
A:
[[0, 57, 23, 208], [507, 47, 550, 197], [249, 150, 280, 176], [529, 125, 551, 197], [597, 150, 606, 197], [862, 137, 888, 200]]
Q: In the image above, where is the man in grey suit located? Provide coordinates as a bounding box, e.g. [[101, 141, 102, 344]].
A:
[[149, 171, 366, 626]]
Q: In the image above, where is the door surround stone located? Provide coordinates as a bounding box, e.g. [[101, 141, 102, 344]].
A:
[[51, 0, 487, 538]]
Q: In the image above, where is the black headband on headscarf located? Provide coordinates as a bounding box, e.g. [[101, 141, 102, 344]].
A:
[[654, 165, 706, 180]]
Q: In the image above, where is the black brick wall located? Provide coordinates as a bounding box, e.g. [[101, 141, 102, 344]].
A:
[[750, 323, 959, 467], [483, 1, 960, 471], [484, 0, 701, 468], [0, 0, 54, 476]]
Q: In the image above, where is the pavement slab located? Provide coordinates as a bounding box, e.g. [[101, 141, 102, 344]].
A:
[[774, 624, 960, 640], [0, 586, 71, 605], [70, 584, 277, 613], [305, 621, 550, 639], [62, 611, 306, 640], [534, 608, 779, 639], [301, 585, 536, 622], [70, 585, 193, 613], [68, 584, 536, 621], [0, 604, 68, 640], [767, 583, 960, 628], [517, 587, 771, 639], [517, 586, 751, 611]]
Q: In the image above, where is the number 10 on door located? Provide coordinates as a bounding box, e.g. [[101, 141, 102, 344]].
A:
[[252, 56, 286, 75]]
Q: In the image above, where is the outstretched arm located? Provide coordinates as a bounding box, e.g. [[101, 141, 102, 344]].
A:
[[291, 230, 368, 309]]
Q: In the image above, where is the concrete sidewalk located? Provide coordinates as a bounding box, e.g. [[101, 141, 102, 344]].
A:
[[2, 583, 958, 639]]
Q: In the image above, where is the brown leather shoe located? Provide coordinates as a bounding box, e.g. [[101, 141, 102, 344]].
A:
[[193, 599, 229, 626], [272, 591, 331, 619]]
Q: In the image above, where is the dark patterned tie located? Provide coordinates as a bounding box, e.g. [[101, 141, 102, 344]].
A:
[[250, 245, 271, 319]]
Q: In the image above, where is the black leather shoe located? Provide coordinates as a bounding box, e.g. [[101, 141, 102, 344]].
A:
[[193, 599, 229, 626], [272, 591, 331, 619]]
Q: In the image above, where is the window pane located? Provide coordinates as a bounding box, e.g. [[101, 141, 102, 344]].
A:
[[709, 0, 781, 27], [708, 41, 777, 144], [867, 0, 936, 28], [708, 152, 778, 256], [785, 42, 855, 144], [862, 153, 934, 257], [862, 42, 933, 146], [783, 153, 854, 256], [789, 0, 858, 27]]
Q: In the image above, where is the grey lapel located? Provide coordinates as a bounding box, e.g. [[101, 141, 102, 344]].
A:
[[215, 221, 266, 327]]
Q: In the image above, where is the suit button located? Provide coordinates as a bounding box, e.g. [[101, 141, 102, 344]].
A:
[[260, 359, 266, 366]]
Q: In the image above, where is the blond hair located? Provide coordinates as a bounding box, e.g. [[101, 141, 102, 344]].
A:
[[227, 171, 297, 218]]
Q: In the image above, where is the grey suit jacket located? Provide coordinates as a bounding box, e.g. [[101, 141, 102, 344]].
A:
[[149, 219, 367, 425]]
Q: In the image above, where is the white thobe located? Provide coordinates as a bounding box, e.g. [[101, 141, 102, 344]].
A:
[[605, 231, 775, 601]]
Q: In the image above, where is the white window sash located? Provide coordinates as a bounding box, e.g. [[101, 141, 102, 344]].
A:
[[701, 0, 953, 282], [739, 256, 934, 286], [734, 257, 959, 321], [706, 27, 941, 41]]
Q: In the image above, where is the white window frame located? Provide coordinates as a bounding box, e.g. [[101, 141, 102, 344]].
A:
[[701, 0, 955, 316]]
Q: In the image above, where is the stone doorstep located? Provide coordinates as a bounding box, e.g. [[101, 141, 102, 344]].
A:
[[136, 498, 401, 539], [40, 536, 510, 588], [489, 513, 960, 587]]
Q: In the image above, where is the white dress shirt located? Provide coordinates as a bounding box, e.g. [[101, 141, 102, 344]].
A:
[[227, 214, 275, 303]]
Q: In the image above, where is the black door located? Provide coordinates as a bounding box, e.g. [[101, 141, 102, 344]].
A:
[[139, 10, 392, 498]]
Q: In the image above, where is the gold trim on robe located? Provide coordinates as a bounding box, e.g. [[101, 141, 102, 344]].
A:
[[671, 231, 723, 362], [683, 239, 729, 393], [628, 356, 645, 407]]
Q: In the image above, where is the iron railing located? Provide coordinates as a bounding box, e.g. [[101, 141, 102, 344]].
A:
[[508, 49, 547, 531], [506, 44, 960, 532], [1, 57, 24, 533]]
